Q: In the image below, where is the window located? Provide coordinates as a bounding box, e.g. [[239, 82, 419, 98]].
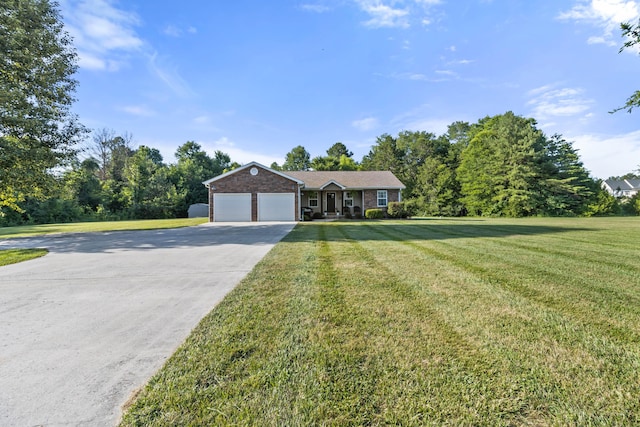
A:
[[377, 190, 388, 207], [308, 191, 318, 207], [344, 191, 353, 207]]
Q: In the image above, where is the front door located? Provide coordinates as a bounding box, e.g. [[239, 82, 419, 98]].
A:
[[327, 193, 336, 213]]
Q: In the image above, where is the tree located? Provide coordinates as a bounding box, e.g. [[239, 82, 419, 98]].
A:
[[0, 0, 86, 210], [282, 145, 311, 171], [613, 20, 640, 112], [171, 142, 231, 216], [63, 158, 102, 212], [326, 142, 353, 159], [458, 112, 547, 216]]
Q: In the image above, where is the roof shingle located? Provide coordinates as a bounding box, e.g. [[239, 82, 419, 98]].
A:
[[285, 171, 405, 189]]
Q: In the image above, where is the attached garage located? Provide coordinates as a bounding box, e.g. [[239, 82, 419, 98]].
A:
[[203, 162, 303, 222], [258, 193, 296, 221], [213, 193, 251, 222]]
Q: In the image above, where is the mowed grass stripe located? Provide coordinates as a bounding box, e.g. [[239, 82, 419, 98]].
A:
[[331, 223, 555, 425], [122, 219, 640, 426], [122, 224, 323, 425], [384, 222, 640, 332], [355, 221, 640, 424]]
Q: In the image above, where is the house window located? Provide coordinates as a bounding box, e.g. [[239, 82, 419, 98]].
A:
[[377, 190, 388, 207], [344, 191, 353, 207], [308, 191, 318, 207]]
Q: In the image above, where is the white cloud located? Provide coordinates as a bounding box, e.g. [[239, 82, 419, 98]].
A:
[[356, 0, 410, 28], [300, 4, 331, 13], [147, 53, 195, 98], [120, 105, 155, 117], [558, 0, 640, 46], [164, 24, 198, 37], [527, 84, 595, 121], [353, 0, 442, 29], [352, 117, 379, 131], [568, 130, 640, 177], [61, 0, 143, 71]]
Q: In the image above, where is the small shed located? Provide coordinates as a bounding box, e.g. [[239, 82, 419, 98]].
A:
[[187, 203, 209, 218]]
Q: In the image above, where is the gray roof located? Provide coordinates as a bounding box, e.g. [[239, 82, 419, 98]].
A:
[[604, 179, 640, 191], [286, 170, 405, 189]]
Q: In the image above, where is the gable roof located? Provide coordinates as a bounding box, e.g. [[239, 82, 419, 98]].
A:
[[603, 178, 640, 192], [202, 161, 304, 187], [285, 170, 405, 189]]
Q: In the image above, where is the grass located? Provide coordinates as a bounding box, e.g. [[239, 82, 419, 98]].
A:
[[0, 217, 208, 239], [120, 217, 640, 426], [0, 248, 48, 266]]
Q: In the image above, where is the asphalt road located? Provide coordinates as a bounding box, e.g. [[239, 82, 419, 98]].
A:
[[0, 222, 295, 426]]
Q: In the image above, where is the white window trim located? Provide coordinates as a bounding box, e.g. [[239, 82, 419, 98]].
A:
[[377, 190, 388, 207], [344, 191, 353, 207], [308, 191, 318, 207]]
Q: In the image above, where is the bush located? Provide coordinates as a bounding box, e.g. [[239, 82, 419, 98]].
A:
[[312, 212, 323, 219], [303, 214, 312, 221], [344, 211, 352, 219], [365, 208, 384, 219], [387, 201, 408, 218]]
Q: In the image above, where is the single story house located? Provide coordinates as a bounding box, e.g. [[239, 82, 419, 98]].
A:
[[602, 178, 640, 198], [202, 162, 405, 222]]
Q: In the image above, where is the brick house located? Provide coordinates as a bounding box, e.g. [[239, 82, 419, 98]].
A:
[[202, 162, 405, 222]]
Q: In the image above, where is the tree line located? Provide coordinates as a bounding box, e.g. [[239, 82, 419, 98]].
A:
[[274, 112, 638, 217], [0, 130, 238, 226]]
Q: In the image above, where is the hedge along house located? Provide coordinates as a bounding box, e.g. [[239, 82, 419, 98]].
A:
[[202, 162, 405, 222]]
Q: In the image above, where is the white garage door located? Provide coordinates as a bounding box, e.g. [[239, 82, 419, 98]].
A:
[[213, 193, 251, 222], [258, 193, 295, 221]]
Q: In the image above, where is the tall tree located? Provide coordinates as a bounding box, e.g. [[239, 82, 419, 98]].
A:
[[458, 112, 546, 216], [0, 0, 86, 210], [282, 145, 311, 171], [326, 142, 353, 159]]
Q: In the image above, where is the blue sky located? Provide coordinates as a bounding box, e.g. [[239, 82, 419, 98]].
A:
[[59, 0, 640, 178]]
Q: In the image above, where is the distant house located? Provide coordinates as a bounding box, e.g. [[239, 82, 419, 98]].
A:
[[602, 179, 640, 198], [202, 162, 405, 222]]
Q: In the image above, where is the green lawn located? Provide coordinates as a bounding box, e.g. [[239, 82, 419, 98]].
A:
[[120, 217, 640, 426], [0, 217, 208, 239], [0, 248, 48, 266]]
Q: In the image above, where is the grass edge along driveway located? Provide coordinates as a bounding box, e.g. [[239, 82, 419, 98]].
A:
[[120, 217, 640, 426]]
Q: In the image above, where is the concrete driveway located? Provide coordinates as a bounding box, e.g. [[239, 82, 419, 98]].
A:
[[0, 222, 295, 426]]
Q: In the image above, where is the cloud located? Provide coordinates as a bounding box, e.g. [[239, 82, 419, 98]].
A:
[[352, 117, 379, 131], [147, 53, 195, 98], [527, 84, 595, 122], [356, 0, 410, 28], [61, 0, 143, 71], [353, 0, 442, 29], [164, 24, 198, 37], [568, 130, 640, 177], [558, 0, 640, 46], [120, 105, 155, 117], [300, 4, 331, 13]]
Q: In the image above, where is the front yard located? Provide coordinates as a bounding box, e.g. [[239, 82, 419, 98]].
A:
[[122, 217, 640, 426]]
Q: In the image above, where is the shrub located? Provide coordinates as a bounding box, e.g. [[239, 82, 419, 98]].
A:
[[312, 212, 323, 219], [387, 201, 408, 218], [365, 208, 384, 219], [344, 211, 352, 219], [303, 214, 312, 221]]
